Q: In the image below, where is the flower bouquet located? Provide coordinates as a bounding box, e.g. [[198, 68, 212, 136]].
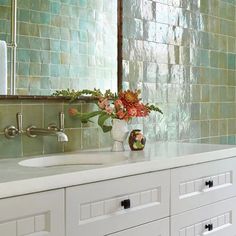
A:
[[67, 89, 162, 133], [65, 89, 162, 151]]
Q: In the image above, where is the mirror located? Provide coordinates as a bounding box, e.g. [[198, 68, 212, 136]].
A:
[[0, 0, 122, 97]]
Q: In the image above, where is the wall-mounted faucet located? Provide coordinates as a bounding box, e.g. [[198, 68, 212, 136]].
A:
[[4, 112, 68, 142], [26, 112, 68, 142], [4, 112, 23, 139]]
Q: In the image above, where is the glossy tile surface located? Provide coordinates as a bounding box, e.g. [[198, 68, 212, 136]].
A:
[[123, 0, 236, 145], [0, 0, 235, 159]]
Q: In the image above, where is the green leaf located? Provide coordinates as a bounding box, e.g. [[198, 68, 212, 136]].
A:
[[147, 104, 163, 114], [98, 113, 112, 133], [75, 111, 102, 123]]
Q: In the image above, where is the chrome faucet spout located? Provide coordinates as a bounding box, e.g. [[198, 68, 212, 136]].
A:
[[26, 112, 68, 142], [26, 126, 68, 142], [56, 131, 68, 142]]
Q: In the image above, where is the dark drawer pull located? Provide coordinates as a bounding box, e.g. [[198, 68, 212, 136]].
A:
[[205, 180, 214, 188], [121, 199, 131, 209], [205, 224, 213, 231]]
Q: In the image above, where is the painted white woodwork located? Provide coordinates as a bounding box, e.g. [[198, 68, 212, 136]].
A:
[[0, 190, 65, 236], [66, 171, 170, 236], [171, 197, 236, 236], [171, 157, 236, 214], [107, 218, 169, 236], [1, 144, 236, 236]]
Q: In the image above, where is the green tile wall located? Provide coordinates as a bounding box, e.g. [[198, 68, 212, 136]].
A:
[[0, 0, 12, 94], [0, 99, 111, 158], [0, 0, 11, 42], [0, 0, 235, 159], [0, 0, 118, 95], [123, 0, 236, 145]]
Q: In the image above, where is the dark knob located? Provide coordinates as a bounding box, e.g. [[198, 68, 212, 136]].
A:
[[121, 199, 131, 209], [205, 180, 214, 188], [205, 224, 213, 231]]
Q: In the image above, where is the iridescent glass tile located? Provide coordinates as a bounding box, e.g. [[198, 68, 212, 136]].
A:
[[156, 2, 169, 24], [143, 0, 156, 21]]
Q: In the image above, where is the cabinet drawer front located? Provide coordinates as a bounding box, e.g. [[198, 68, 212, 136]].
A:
[[107, 218, 169, 236], [66, 171, 170, 236], [171, 197, 236, 236], [0, 190, 65, 236], [171, 158, 236, 214]]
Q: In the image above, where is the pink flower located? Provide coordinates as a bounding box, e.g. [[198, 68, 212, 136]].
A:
[[105, 106, 113, 114], [127, 107, 137, 117], [68, 108, 78, 116], [98, 98, 109, 109], [114, 99, 123, 109]]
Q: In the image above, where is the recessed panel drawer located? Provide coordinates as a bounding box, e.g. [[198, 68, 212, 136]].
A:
[[66, 171, 170, 236], [107, 217, 169, 236], [171, 197, 236, 236], [171, 157, 236, 214], [0, 190, 65, 236]]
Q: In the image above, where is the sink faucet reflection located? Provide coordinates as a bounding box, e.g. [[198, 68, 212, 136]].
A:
[[26, 112, 68, 142]]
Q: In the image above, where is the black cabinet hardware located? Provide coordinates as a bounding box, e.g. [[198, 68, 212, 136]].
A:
[[205, 224, 213, 231], [205, 180, 214, 188], [121, 199, 131, 209]]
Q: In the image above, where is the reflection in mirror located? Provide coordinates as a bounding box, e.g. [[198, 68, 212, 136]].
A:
[[0, 0, 12, 95], [0, 0, 119, 96]]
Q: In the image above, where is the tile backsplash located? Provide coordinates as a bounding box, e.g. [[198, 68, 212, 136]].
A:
[[0, 0, 236, 159], [0, 99, 112, 158], [123, 0, 236, 145]]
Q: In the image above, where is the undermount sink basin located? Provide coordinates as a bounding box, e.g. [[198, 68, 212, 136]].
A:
[[18, 152, 128, 168]]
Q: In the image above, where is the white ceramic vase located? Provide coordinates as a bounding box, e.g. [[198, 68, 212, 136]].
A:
[[110, 119, 129, 152]]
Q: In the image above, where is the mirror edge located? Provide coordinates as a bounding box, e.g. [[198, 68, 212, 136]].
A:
[[117, 0, 123, 92]]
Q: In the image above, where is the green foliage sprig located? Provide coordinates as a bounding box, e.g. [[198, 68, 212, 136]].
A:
[[53, 89, 117, 101]]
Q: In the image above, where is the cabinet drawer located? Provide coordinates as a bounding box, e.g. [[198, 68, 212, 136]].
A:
[[0, 189, 65, 236], [171, 157, 236, 214], [171, 197, 236, 236], [107, 217, 169, 236], [66, 171, 170, 236]]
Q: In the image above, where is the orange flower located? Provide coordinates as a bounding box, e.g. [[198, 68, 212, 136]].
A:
[[116, 109, 126, 119], [68, 108, 78, 116], [127, 106, 137, 117], [119, 90, 140, 107], [135, 103, 149, 117]]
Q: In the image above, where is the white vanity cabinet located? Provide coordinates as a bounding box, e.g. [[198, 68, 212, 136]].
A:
[[1, 151, 236, 236], [0, 189, 65, 236], [171, 157, 236, 215], [171, 197, 236, 236], [107, 218, 169, 236], [66, 171, 170, 236], [170, 157, 236, 236]]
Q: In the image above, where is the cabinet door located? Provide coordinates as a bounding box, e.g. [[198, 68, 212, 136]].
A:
[[171, 197, 236, 236], [171, 157, 236, 214], [0, 189, 65, 236], [107, 218, 169, 236], [66, 171, 170, 236]]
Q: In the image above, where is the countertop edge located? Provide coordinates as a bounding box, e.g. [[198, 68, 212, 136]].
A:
[[0, 146, 236, 199]]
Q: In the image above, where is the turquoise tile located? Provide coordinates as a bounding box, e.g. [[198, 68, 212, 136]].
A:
[[228, 54, 236, 70]]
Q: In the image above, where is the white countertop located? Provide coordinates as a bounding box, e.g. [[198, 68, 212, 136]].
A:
[[0, 142, 236, 199]]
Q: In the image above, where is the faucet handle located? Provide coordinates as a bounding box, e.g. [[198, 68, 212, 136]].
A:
[[4, 112, 23, 139], [59, 112, 65, 131], [17, 112, 23, 133]]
